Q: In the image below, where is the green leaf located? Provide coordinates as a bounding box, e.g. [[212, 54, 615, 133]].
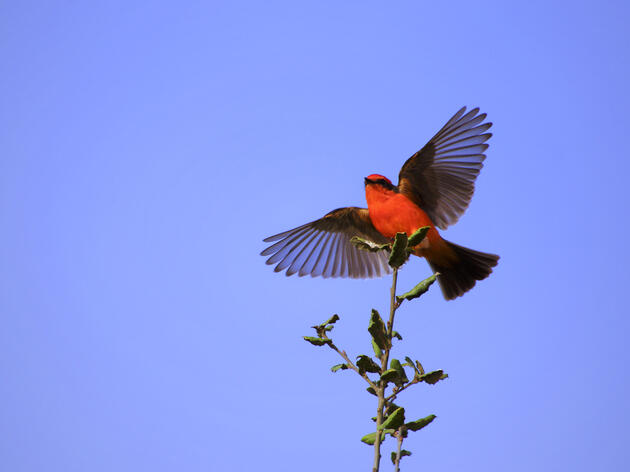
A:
[[404, 357, 427, 378], [391, 450, 413, 465], [366, 386, 377, 396], [331, 363, 348, 373], [380, 368, 400, 384], [390, 358, 409, 384], [361, 432, 378, 445], [368, 309, 390, 351], [420, 370, 448, 385], [396, 273, 438, 303], [322, 314, 339, 326], [391, 330, 403, 341], [380, 407, 405, 430], [371, 339, 382, 358], [303, 336, 332, 346], [405, 414, 436, 432], [361, 430, 396, 445], [388, 232, 410, 268], [407, 226, 430, 248], [356, 355, 381, 374], [351, 236, 390, 252], [385, 402, 401, 416], [405, 356, 420, 375]]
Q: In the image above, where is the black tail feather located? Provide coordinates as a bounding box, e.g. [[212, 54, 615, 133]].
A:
[[429, 240, 499, 300]]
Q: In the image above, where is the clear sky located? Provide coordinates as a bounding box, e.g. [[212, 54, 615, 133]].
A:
[[2, 1, 629, 471]]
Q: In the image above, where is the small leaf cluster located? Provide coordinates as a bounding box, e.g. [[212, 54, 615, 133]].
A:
[[303, 314, 339, 346], [361, 408, 436, 445]]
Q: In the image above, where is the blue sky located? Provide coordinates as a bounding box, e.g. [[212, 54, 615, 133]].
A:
[[2, 1, 629, 470]]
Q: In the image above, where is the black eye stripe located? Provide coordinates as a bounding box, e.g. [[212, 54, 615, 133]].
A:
[[376, 179, 394, 189]]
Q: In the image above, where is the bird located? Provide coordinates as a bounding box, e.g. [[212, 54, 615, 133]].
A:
[[261, 107, 499, 300]]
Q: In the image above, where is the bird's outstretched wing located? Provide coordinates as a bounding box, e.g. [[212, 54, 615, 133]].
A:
[[398, 107, 492, 229], [261, 207, 391, 278]]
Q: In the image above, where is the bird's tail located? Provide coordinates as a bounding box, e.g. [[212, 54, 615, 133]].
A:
[[427, 240, 499, 300]]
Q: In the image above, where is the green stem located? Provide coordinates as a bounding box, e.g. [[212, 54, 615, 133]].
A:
[[386, 267, 399, 341], [372, 391, 385, 472], [394, 427, 404, 472], [372, 267, 399, 472]]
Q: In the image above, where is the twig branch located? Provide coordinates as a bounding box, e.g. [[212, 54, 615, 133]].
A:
[[385, 379, 420, 403], [327, 342, 377, 390]]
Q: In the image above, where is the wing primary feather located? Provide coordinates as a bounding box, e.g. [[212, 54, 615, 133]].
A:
[[352, 246, 366, 278], [262, 226, 310, 258], [309, 232, 334, 277], [265, 227, 313, 264], [434, 133, 492, 151], [296, 231, 327, 277], [433, 108, 476, 141], [332, 234, 346, 278], [344, 240, 354, 277], [347, 240, 360, 278], [272, 229, 317, 270], [433, 162, 484, 171], [366, 248, 379, 277], [434, 123, 492, 147], [263, 222, 311, 242], [324, 234, 339, 277], [364, 246, 377, 278], [338, 236, 349, 277], [442, 113, 487, 139], [435, 143, 489, 157], [285, 230, 321, 276], [439, 106, 467, 131], [362, 247, 375, 278], [324, 234, 341, 278], [340, 235, 352, 278], [433, 110, 484, 142]]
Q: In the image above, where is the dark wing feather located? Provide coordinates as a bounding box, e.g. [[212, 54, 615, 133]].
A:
[[398, 107, 492, 229], [261, 207, 391, 279]]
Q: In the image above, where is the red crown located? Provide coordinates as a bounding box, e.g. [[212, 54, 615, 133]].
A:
[[366, 174, 392, 185]]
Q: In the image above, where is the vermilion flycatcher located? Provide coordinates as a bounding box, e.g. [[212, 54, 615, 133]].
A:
[[261, 107, 499, 300]]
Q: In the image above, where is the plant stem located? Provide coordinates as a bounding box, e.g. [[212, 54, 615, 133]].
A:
[[327, 342, 377, 389], [386, 266, 399, 341], [372, 267, 399, 472], [394, 427, 404, 472], [372, 390, 385, 472]]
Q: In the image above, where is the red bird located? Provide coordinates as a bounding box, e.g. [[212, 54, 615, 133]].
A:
[[261, 107, 499, 300]]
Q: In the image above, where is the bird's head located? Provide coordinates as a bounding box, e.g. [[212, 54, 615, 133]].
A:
[[364, 174, 397, 205], [364, 174, 395, 190]]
